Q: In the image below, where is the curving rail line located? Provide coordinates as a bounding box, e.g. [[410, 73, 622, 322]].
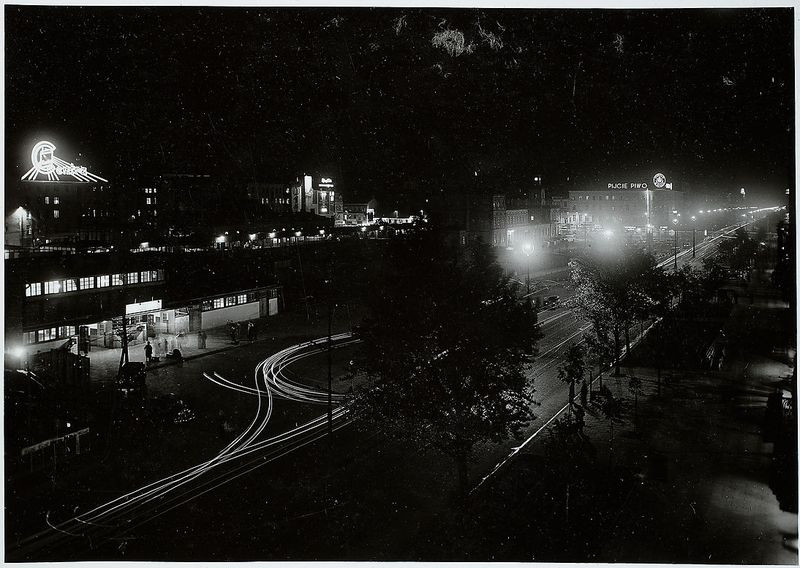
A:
[[9, 333, 359, 560]]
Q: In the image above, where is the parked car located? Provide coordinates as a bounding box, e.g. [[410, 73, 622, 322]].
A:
[[117, 362, 146, 394], [543, 295, 560, 309]]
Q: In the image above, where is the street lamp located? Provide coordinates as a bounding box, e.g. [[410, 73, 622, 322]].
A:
[[522, 242, 533, 294], [672, 216, 679, 269], [691, 216, 697, 258]]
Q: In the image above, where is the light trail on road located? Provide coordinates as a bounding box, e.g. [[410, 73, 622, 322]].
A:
[[10, 333, 358, 561]]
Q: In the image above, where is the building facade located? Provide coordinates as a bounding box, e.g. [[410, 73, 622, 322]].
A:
[[553, 173, 685, 237]]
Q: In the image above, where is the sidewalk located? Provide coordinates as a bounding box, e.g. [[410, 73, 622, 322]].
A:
[[85, 306, 361, 383]]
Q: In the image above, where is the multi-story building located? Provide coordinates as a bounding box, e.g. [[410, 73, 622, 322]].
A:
[[246, 182, 293, 217], [5, 250, 283, 356], [554, 173, 685, 237], [290, 175, 342, 221], [445, 190, 553, 250], [342, 200, 377, 226], [10, 140, 118, 247]]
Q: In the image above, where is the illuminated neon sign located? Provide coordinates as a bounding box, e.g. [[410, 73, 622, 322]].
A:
[[21, 141, 108, 183]]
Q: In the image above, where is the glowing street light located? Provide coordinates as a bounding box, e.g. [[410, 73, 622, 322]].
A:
[[672, 216, 679, 269], [522, 242, 533, 294]]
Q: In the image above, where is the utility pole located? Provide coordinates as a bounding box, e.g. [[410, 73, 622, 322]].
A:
[[673, 227, 678, 270], [692, 227, 696, 258], [117, 315, 129, 377]]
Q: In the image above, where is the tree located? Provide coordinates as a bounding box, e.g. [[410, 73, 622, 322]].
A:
[[350, 234, 542, 497], [569, 248, 669, 376], [557, 343, 585, 413], [718, 228, 758, 279], [598, 391, 624, 466], [627, 374, 643, 433]]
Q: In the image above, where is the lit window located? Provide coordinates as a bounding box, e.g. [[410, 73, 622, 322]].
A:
[[112, 274, 123, 286], [45, 196, 50, 204], [53, 196, 60, 205], [97, 275, 110, 288], [152, 198, 157, 205], [40, 327, 58, 342], [62, 279, 77, 292], [24, 332, 36, 344], [59, 325, 75, 337], [127, 272, 139, 284], [213, 298, 224, 309], [237, 294, 247, 304], [53, 210, 60, 219], [80, 276, 95, 290], [44, 280, 61, 294], [146, 198, 152, 205], [25, 283, 42, 297], [225, 296, 236, 307], [141, 271, 152, 283], [152, 188, 157, 194]]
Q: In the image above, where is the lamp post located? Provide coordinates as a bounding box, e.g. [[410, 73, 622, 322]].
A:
[[522, 242, 533, 294], [691, 215, 697, 258], [672, 215, 679, 270]]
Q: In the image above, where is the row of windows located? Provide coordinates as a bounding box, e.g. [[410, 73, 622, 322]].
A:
[[203, 293, 252, 311], [25, 270, 164, 297], [573, 194, 646, 201], [143, 187, 158, 194], [24, 325, 77, 344], [200, 288, 279, 311], [44, 196, 60, 205]]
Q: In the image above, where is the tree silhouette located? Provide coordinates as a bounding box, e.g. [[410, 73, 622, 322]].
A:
[[350, 233, 542, 497], [558, 343, 586, 413]]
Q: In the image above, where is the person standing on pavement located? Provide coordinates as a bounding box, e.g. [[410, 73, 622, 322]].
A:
[[145, 341, 153, 364], [247, 322, 254, 342]]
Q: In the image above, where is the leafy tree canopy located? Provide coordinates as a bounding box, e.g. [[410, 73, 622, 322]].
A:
[[350, 233, 542, 494]]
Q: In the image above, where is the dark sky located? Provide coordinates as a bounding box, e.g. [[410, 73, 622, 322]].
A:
[[5, 6, 794, 207]]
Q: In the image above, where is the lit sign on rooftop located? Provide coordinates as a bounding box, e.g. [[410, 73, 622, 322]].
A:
[[21, 140, 108, 183], [607, 173, 672, 191]]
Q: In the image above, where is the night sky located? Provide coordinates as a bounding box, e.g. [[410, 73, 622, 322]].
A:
[[5, 6, 794, 209]]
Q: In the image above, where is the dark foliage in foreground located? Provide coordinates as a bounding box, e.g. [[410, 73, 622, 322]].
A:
[[349, 234, 542, 495]]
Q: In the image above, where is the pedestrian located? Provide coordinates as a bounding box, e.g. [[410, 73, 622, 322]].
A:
[[575, 405, 585, 433], [201, 330, 207, 348], [247, 322, 254, 342], [144, 341, 153, 364], [197, 331, 203, 349]]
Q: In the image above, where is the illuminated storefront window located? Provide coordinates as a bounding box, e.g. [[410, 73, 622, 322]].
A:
[[44, 280, 61, 294], [127, 272, 139, 284], [25, 283, 42, 297], [80, 276, 95, 290], [62, 279, 77, 292], [97, 275, 110, 288]]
